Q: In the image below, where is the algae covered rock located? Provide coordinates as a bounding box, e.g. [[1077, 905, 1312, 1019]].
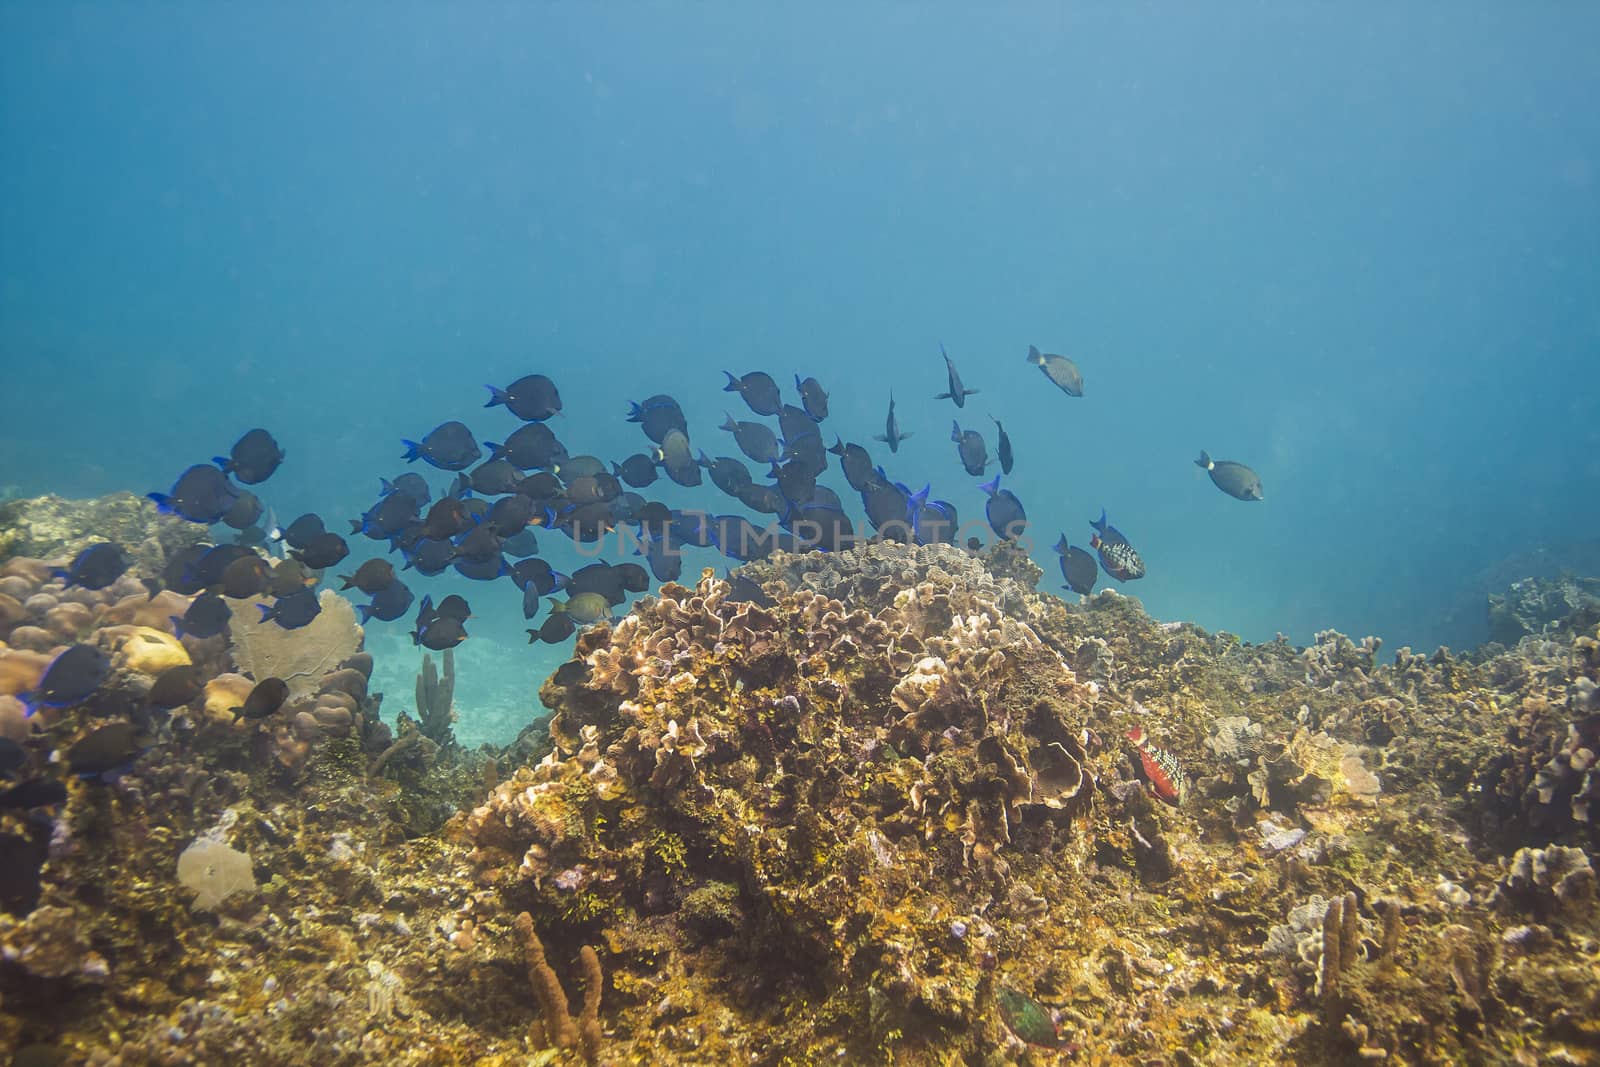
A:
[[0, 491, 205, 576]]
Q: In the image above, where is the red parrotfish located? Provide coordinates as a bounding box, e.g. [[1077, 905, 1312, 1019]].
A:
[[1127, 726, 1186, 806]]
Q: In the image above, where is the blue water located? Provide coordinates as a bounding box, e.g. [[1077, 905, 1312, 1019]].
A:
[[4, 7, 1598, 741]]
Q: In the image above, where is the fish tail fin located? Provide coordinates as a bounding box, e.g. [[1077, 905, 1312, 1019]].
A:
[[1195, 450, 1213, 470], [146, 492, 174, 514], [338, 575, 356, 590], [828, 436, 845, 456], [978, 475, 999, 496], [256, 604, 274, 623], [722, 371, 740, 392], [483, 384, 509, 408], [483, 441, 506, 463], [625, 401, 643, 422], [212, 456, 232, 473], [169, 615, 186, 638], [934, 391, 952, 401], [348, 519, 363, 536], [1091, 508, 1108, 533], [719, 413, 738, 432], [141, 578, 162, 600], [951, 420, 962, 441], [697, 450, 712, 468], [1027, 345, 1043, 365], [400, 440, 423, 463], [1053, 534, 1069, 555], [379, 477, 396, 496], [871, 433, 889, 444]]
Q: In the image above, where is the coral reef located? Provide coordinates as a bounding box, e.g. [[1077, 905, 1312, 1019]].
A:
[[1488, 574, 1600, 645], [0, 492, 205, 577], [2, 529, 1599, 1066]]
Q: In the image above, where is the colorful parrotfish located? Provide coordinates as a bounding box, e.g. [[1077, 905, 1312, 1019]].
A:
[[1127, 726, 1186, 806]]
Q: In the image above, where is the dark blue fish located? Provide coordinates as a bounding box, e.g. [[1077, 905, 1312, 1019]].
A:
[[359, 579, 414, 623], [499, 527, 541, 558], [777, 405, 818, 451], [221, 491, 263, 531], [149, 465, 240, 524], [1090, 509, 1145, 581], [786, 502, 853, 553], [795, 375, 829, 421], [420, 498, 473, 540], [486, 494, 537, 537], [642, 535, 684, 583], [189, 544, 252, 588], [0, 737, 27, 777], [172, 592, 231, 639], [510, 557, 565, 596], [1053, 536, 1098, 595], [466, 459, 524, 496], [725, 573, 776, 608], [979, 476, 1027, 542], [291, 532, 350, 570], [454, 554, 510, 581], [935, 344, 979, 407], [568, 562, 630, 607], [452, 524, 503, 564], [873, 393, 913, 453], [720, 415, 781, 464], [723, 370, 782, 416], [380, 473, 432, 507], [23, 644, 111, 717], [671, 510, 718, 548], [352, 492, 419, 540], [413, 615, 468, 650], [258, 588, 322, 629], [770, 459, 817, 506], [402, 421, 482, 471], [951, 421, 988, 477], [828, 438, 875, 492], [214, 428, 284, 485], [0, 778, 68, 810], [275, 513, 326, 550], [403, 537, 455, 577], [613, 453, 659, 489], [735, 482, 787, 515], [485, 423, 567, 471], [863, 480, 913, 540], [698, 452, 753, 496], [615, 562, 650, 593], [220, 555, 272, 599], [564, 472, 622, 506], [52, 543, 128, 591], [992, 417, 1014, 475], [484, 374, 562, 421], [626, 395, 688, 444], [529, 612, 576, 645], [914, 499, 957, 546], [338, 559, 396, 594]]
